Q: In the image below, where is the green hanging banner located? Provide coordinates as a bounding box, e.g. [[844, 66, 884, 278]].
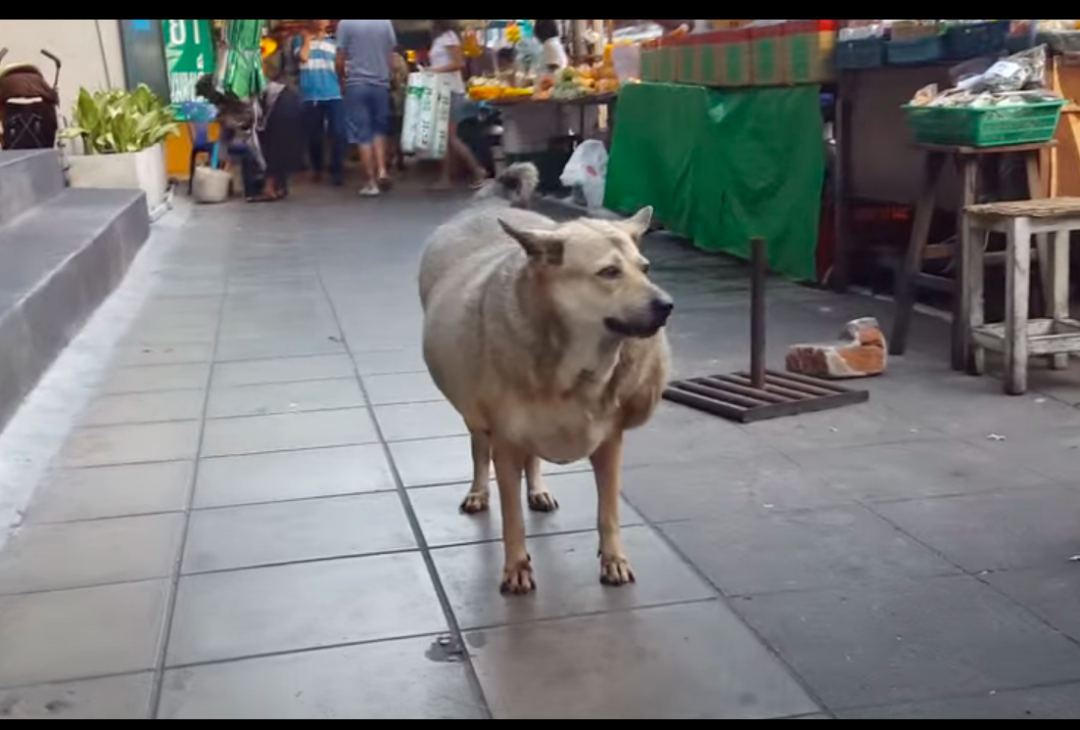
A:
[[161, 19, 215, 118]]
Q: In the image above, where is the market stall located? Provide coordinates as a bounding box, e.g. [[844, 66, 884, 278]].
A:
[[607, 82, 824, 280], [464, 19, 623, 191], [822, 20, 1078, 373], [829, 20, 1080, 294], [603, 20, 834, 281]]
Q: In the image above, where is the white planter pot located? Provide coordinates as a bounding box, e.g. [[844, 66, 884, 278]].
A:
[[65, 143, 167, 212]]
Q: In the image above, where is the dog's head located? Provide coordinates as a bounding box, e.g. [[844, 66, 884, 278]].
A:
[[499, 207, 673, 339]]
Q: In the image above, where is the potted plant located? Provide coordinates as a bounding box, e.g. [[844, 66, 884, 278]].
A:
[[60, 84, 179, 212]]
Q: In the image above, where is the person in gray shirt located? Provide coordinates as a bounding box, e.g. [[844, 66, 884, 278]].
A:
[[335, 19, 397, 196]]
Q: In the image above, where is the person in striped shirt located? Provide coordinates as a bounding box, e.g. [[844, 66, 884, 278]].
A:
[[293, 19, 345, 186]]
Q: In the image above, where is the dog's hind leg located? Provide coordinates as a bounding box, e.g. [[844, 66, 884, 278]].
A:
[[493, 441, 535, 594], [590, 433, 635, 586], [460, 429, 492, 514], [525, 455, 559, 512]]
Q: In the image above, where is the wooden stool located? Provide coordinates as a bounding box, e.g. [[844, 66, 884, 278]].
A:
[[963, 197, 1080, 395], [890, 142, 1055, 370]]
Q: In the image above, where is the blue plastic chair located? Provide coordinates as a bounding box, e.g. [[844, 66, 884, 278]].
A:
[[177, 101, 221, 194]]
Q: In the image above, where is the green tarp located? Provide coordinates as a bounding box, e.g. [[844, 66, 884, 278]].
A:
[[217, 19, 266, 100], [605, 82, 825, 281]]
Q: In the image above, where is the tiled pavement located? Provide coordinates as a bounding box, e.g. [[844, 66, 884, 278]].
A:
[[2, 185, 1080, 718]]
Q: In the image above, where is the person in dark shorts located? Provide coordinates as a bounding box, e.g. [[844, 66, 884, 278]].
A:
[[335, 18, 398, 197]]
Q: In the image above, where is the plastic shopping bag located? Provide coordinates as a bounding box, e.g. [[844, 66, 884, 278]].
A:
[[403, 71, 453, 160], [426, 76, 453, 160], [400, 72, 425, 154], [560, 139, 609, 211]]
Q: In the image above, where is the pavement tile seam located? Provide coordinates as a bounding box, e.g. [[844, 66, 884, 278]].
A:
[[25, 508, 187, 528], [719, 565, 966, 601], [615, 490, 832, 716], [67, 420, 201, 434], [302, 255, 494, 719], [0, 574, 168, 600], [195, 442, 396, 472], [97, 376, 209, 397], [208, 350, 361, 366], [160, 629, 453, 674], [34, 457, 194, 474], [78, 391, 208, 428], [730, 569, 1080, 690], [399, 465, 595, 490], [178, 546, 423, 577], [197, 408, 381, 459], [956, 429, 1080, 488], [967, 573, 1080, 657], [145, 282, 226, 720], [188, 487, 399, 512], [456, 596, 722, 635], [830, 677, 1080, 716], [0, 670, 155, 698], [203, 402, 369, 423], [856, 479, 1077, 508], [863, 493, 1080, 586], [419, 523, 644, 554], [208, 371, 358, 390], [361, 396, 446, 408], [771, 433, 950, 460]]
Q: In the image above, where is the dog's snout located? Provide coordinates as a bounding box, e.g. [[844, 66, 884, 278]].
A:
[[651, 296, 674, 320]]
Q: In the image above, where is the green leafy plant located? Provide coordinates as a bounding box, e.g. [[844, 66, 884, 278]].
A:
[[61, 84, 179, 154]]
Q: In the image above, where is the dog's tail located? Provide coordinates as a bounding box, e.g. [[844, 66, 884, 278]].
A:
[[473, 162, 539, 208]]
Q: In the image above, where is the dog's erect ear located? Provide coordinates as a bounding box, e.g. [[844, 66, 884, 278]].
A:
[[498, 219, 564, 266], [614, 206, 654, 242]]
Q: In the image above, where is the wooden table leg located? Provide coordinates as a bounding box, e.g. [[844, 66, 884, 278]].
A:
[[1005, 216, 1032, 395], [1049, 228, 1071, 370], [953, 156, 979, 371], [890, 151, 946, 356], [1025, 151, 1052, 320], [960, 216, 986, 377]]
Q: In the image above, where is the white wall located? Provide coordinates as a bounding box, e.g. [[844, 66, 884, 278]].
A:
[[0, 19, 126, 122]]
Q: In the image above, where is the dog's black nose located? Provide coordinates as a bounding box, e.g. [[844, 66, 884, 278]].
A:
[[651, 297, 674, 320]]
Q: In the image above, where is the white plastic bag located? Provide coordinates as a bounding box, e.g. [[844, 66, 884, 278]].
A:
[[560, 139, 609, 211], [425, 75, 453, 161], [400, 72, 425, 154], [401, 71, 453, 160]]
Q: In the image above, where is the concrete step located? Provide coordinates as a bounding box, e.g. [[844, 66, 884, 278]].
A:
[[0, 150, 65, 228], [0, 187, 149, 429]]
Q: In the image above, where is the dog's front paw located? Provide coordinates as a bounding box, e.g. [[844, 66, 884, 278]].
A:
[[599, 553, 636, 587], [499, 556, 536, 595], [459, 492, 489, 514], [527, 491, 559, 512]]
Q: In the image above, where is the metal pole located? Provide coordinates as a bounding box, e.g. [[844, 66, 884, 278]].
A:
[[750, 237, 767, 390]]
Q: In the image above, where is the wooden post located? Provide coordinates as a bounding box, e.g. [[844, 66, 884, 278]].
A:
[[962, 211, 987, 376], [1005, 217, 1032, 395], [750, 237, 767, 390], [953, 156, 979, 371], [1050, 228, 1071, 369], [831, 71, 854, 293]]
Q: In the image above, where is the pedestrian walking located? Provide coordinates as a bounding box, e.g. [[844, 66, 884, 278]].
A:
[[335, 18, 397, 197], [293, 19, 345, 186]]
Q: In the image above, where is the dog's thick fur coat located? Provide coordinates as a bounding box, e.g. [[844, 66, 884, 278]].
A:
[[419, 164, 672, 593]]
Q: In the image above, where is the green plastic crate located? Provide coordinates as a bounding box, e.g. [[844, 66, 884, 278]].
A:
[[902, 100, 1066, 147]]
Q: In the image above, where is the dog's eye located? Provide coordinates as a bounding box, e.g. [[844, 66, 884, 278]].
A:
[[640, 262, 651, 274], [597, 266, 622, 280]]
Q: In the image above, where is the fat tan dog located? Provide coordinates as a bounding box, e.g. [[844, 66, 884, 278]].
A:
[[419, 164, 672, 594]]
